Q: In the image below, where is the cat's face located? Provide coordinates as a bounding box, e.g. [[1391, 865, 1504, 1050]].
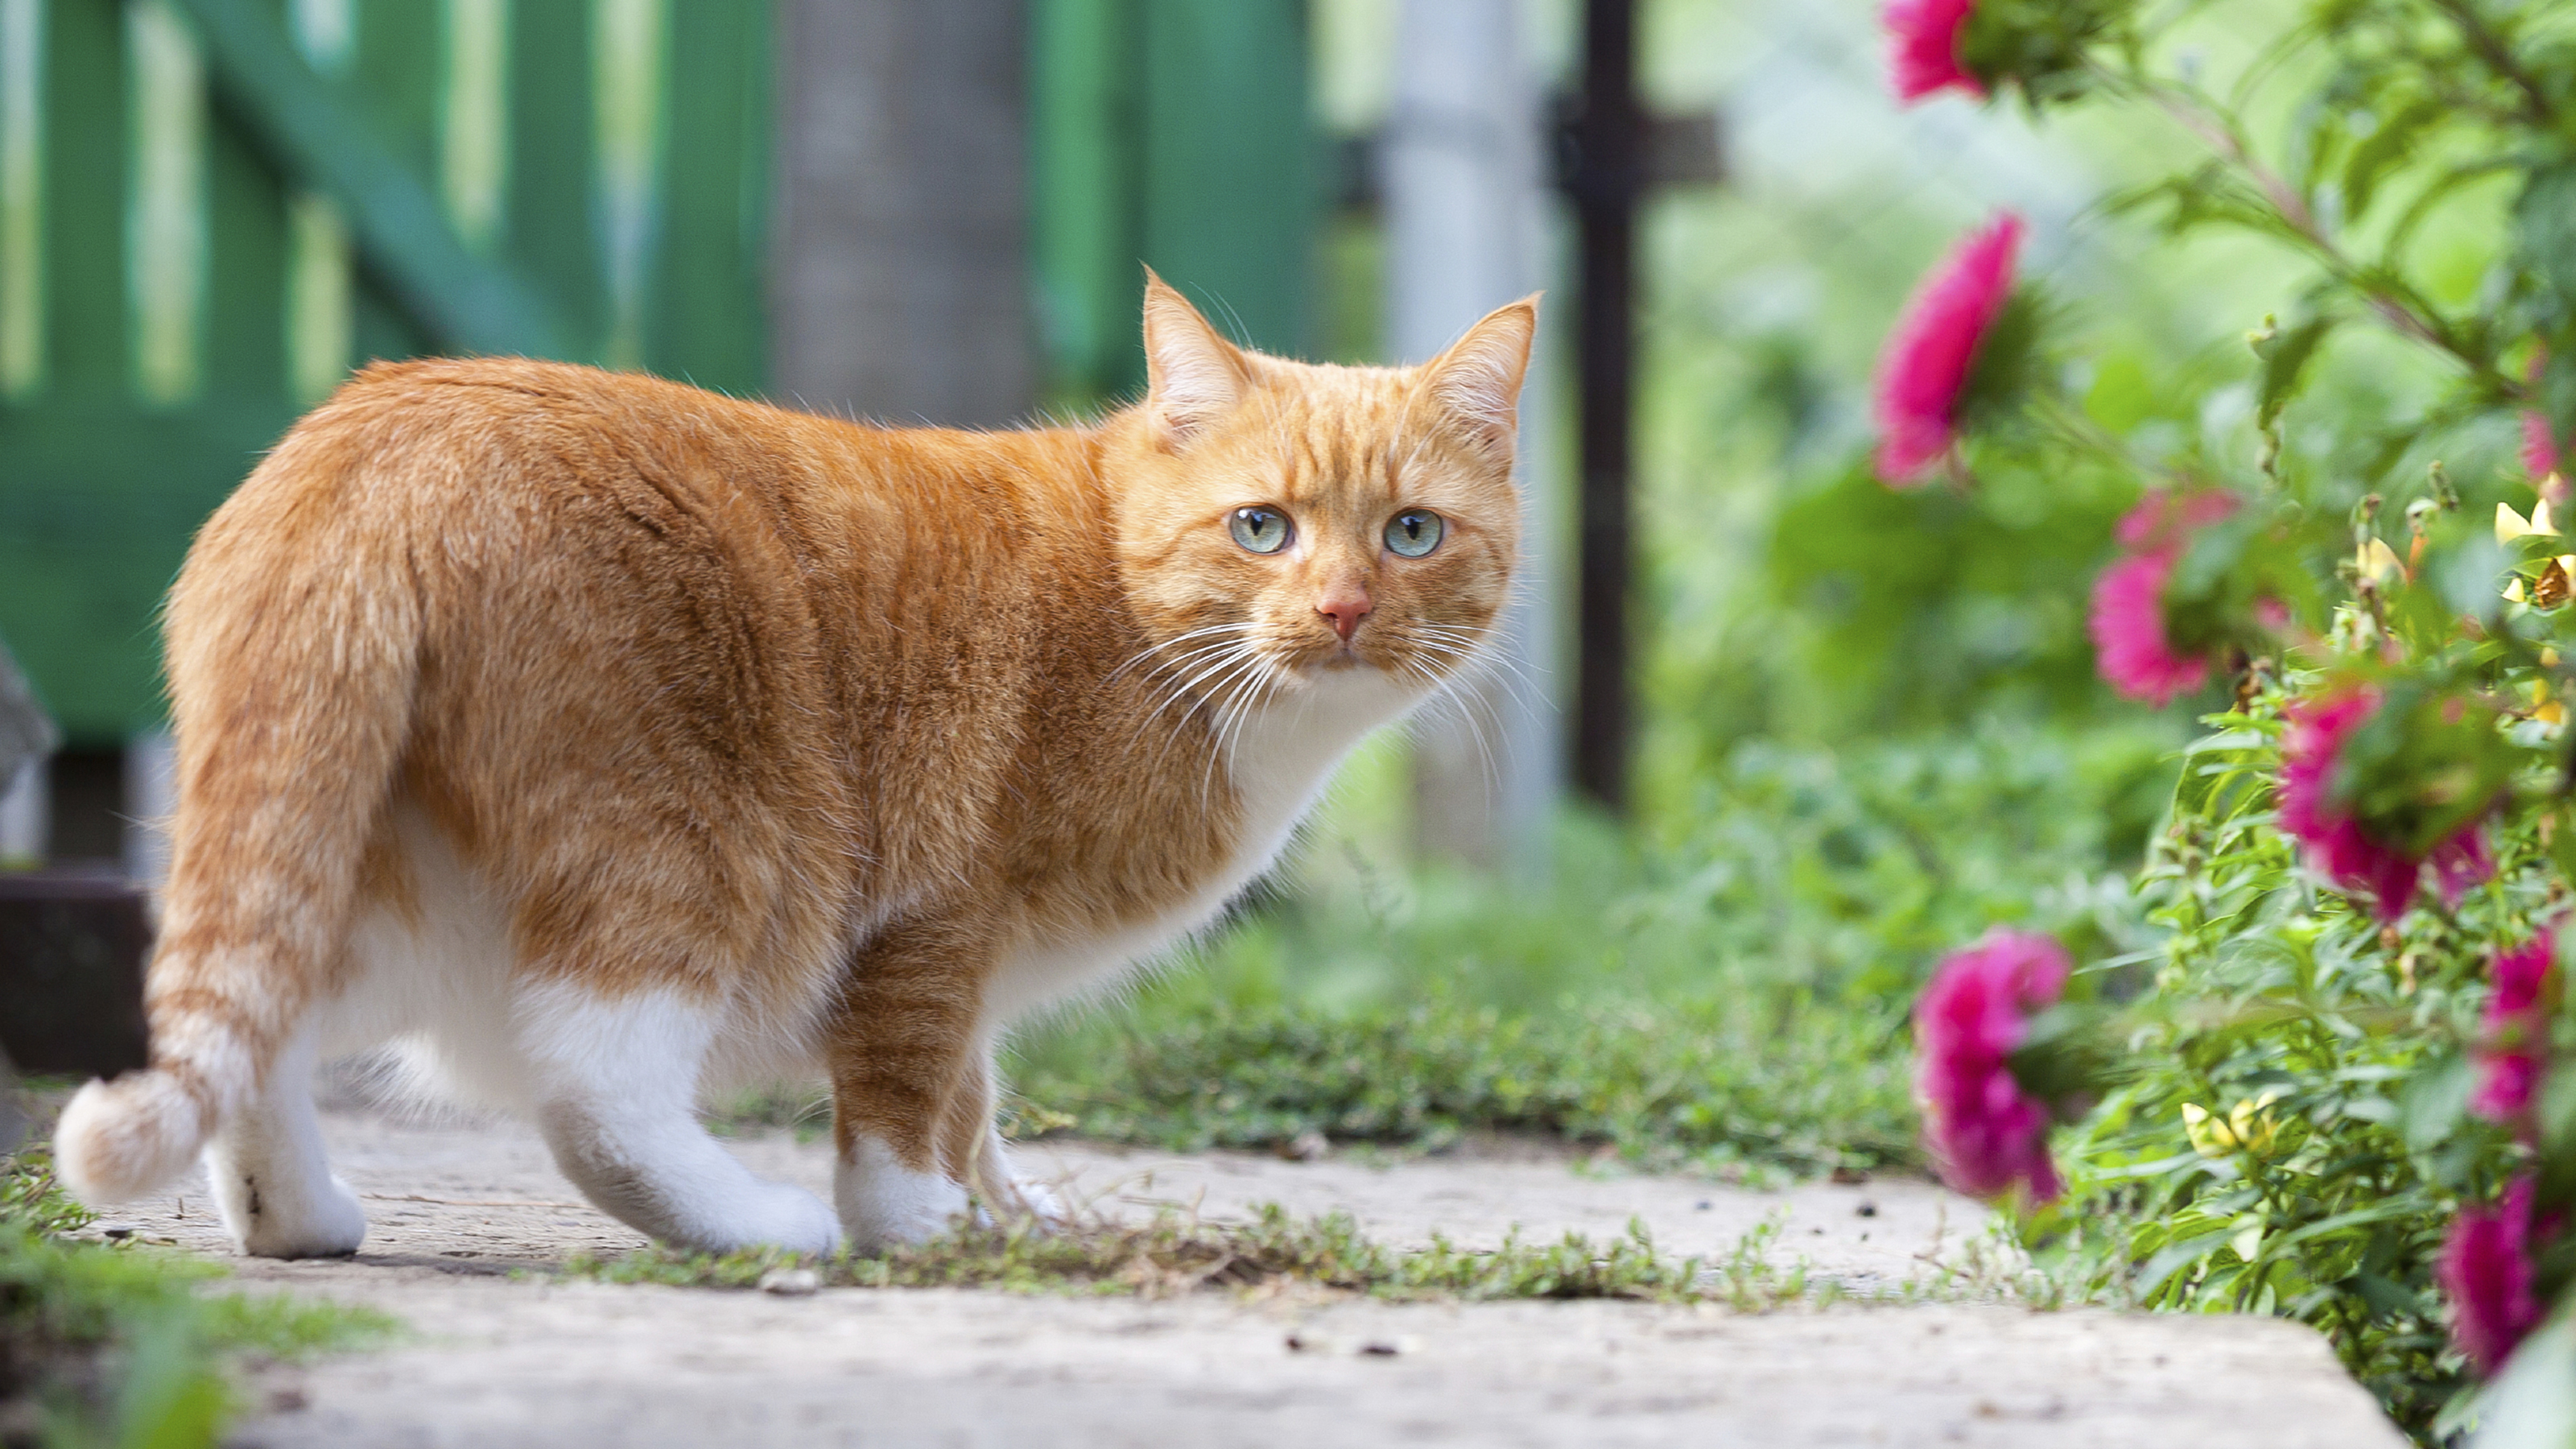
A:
[[1110, 279, 1536, 711]]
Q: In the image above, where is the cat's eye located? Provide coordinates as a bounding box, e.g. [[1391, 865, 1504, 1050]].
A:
[[1228, 506, 1293, 555], [1384, 510, 1445, 559]]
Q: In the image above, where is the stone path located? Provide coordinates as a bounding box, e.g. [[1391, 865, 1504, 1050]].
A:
[[78, 1106, 2404, 1447]]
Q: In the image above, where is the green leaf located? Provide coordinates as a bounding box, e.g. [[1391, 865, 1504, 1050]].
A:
[[2252, 314, 2334, 430], [2398, 1053, 2473, 1154], [2134, 1226, 2236, 1298]]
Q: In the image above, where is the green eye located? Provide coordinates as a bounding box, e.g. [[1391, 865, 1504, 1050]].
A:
[[1229, 506, 1292, 555], [1384, 509, 1444, 558]]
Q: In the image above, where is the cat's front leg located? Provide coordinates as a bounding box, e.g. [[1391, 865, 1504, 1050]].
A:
[[824, 921, 997, 1249]]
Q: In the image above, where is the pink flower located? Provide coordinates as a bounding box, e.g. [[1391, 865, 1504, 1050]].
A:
[[2089, 492, 2240, 705], [2471, 935, 2557, 1123], [1884, 0, 1983, 102], [2522, 409, 2560, 481], [2090, 553, 2208, 705], [1872, 213, 2025, 485], [2438, 1176, 2545, 1375], [2274, 690, 2491, 921], [2524, 352, 2562, 480], [1913, 931, 2069, 1201]]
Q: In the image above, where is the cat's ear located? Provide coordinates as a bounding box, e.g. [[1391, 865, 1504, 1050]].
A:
[[1141, 270, 1246, 445], [1422, 295, 1541, 461]]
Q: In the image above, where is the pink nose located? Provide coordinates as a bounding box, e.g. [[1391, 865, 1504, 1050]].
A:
[[1317, 588, 1373, 643]]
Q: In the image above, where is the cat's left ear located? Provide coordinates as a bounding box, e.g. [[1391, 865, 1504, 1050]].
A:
[[1422, 295, 1541, 464]]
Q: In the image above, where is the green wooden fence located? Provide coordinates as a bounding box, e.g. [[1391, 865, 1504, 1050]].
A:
[[0, 0, 769, 745], [1030, 0, 1316, 406], [0, 0, 1321, 745]]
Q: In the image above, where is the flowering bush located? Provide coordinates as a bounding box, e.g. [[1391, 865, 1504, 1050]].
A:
[[1868, 0, 2576, 1435], [1913, 931, 2070, 1199], [1870, 212, 2028, 485]]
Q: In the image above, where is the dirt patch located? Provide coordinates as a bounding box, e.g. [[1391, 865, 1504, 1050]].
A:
[[73, 1106, 2402, 1447]]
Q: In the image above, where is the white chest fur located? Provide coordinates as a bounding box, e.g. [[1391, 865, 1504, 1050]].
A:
[[982, 669, 1422, 1022]]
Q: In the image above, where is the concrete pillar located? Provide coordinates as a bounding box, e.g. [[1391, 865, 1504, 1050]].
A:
[[771, 0, 1036, 427], [1386, 0, 1558, 873]]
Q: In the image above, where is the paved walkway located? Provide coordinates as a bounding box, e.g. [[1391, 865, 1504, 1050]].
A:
[[79, 1107, 2405, 1447]]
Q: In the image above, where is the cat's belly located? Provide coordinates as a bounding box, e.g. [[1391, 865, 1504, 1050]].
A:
[[311, 803, 834, 1108], [984, 671, 1416, 1022]]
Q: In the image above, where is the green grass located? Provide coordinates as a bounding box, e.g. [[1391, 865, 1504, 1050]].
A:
[[564, 1202, 1823, 1308], [561, 1201, 2086, 1313], [1, 1146, 398, 1449], [1007, 995, 1914, 1179]]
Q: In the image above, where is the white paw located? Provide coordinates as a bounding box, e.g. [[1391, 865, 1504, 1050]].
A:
[[721, 1183, 844, 1257], [1006, 1176, 1067, 1227], [229, 1172, 368, 1260], [836, 1137, 969, 1252]]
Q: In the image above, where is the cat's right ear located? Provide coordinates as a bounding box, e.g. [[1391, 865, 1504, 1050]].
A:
[[1141, 270, 1245, 446]]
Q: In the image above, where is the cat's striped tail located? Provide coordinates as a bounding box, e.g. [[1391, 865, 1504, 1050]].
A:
[[55, 437, 421, 1203]]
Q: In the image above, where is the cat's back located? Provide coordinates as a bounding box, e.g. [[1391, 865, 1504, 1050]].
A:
[[200, 356, 1098, 626]]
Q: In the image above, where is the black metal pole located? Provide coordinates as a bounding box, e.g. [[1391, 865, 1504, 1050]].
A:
[[1571, 0, 1637, 815]]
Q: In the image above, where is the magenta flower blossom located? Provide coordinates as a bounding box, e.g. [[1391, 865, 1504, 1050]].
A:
[[2438, 1176, 2545, 1376], [2275, 690, 2491, 921], [2471, 935, 2557, 1123], [2523, 409, 2561, 481], [1913, 931, 2069, 1201], [2090, 553, 2207, 705], [1872, 213, 2025, 485], [2089, 492, 2239, 705], [2524, 353, 2562, 480], [1884, 0, 1983, 103]]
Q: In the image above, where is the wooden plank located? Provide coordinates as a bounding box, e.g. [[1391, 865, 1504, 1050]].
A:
[[502, 0, 596, 358], [1139, 0, 1315, 361], [0, 400, 292, 739], [204, 6, 287, 402], [170, 0, 572, 357], [44, 0, 125, 394], [650, 0, 760, 394], [1029, 0, 1144, 406]]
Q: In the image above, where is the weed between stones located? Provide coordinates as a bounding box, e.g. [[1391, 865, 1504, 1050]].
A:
[[559, 1204, 1809, 1304], [554, 1204, 2076, 1311]]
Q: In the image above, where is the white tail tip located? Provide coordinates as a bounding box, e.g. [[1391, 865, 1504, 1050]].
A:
[[53, 1071, 211, 1203]]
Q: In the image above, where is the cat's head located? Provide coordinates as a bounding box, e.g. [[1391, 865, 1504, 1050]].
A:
[[1108, 274, 1536, 709]]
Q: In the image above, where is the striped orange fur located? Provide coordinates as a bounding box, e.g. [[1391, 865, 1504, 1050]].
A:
[[53, 276, 1536, 1256]]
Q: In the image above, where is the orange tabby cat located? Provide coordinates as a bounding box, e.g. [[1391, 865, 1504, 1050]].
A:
[[52, 275, 1534, 1257]]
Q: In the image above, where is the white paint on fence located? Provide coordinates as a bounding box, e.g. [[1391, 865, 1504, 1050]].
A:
[[0, 0, 42, 399]]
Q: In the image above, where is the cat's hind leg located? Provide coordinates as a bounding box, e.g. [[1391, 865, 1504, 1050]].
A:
[[518, 983, 840, 1255], [203, 1027, 369, 1258]]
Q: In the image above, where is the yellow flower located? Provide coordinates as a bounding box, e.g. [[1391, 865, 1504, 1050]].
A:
[[2533, 675, 2567, 726], [2355, 538, 2405, 584], [2182, 1092, 2283, 1160], [2500, 499, 2561, 542]]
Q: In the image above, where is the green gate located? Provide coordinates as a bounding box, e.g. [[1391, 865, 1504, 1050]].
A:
[[0, 0, 770, 744]]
